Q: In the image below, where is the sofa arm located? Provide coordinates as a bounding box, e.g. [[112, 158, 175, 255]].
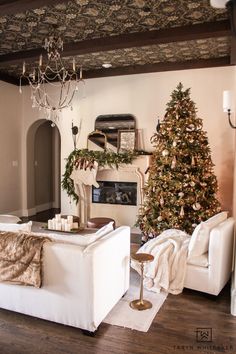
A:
[[208, 217, 234, 294], [83, 226, 130, 329]]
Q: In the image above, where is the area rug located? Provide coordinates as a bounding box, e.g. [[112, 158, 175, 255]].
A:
[[103, 269, 168, 332]]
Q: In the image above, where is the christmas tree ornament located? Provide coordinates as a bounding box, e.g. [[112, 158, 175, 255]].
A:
[[178, 192, 184, 198], [180, 206, 185, 217], [157, 216, 163, 221], [190, 181, 195, 187], [172, 141, 177, 147], [171, 156, 177, 169], [192, 202, 201, 211], [191, 156, 195, 166], [162, 149, 169, 157], [160, 196, 164, 206]]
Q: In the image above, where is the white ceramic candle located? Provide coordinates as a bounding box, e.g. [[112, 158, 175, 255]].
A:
[[48, 219, 53, 229], [67, 215, 73, 224], [61, 223, 65, 231], [65, 223, 71, 232], [56, 222, 61, 231], [55, 214, 61, 221], [52, 218, 56, 230], [73, 222, 79, 229]]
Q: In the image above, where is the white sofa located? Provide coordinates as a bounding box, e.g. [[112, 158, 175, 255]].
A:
[[0, 226, 130, 332], [184, 217, 234, 295]]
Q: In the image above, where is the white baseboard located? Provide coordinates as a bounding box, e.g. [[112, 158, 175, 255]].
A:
[[10, 202, 58, 218]]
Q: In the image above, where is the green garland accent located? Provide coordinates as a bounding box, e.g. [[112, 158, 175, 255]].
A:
[[62, 149, 138, 204]]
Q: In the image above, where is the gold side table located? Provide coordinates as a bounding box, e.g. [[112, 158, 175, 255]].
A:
[[130, 252, 154, 311]]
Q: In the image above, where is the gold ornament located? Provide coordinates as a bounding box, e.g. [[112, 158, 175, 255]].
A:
[[162, 149, 169, 157], [171, 156, 177, 169], [180, 206, 185, 216], [193, 203, 201, 211], [173, 141, 177, 147], [160, 196, 164, 206], [157, 216, 163, 221]]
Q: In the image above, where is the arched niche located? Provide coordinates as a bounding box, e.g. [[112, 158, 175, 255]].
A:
[[26, 120, 61, 215]]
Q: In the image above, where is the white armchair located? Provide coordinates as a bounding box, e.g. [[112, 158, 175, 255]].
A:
[[184, 217, 235, 295]]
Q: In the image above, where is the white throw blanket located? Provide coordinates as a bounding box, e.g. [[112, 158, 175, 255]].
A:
[[131, 229, 190, 295]]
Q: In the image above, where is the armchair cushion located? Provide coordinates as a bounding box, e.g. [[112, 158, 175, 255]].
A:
[[187, 253, 208, 268]]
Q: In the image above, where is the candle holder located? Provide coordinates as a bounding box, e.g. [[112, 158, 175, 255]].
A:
[[227, 109, 236, 129]]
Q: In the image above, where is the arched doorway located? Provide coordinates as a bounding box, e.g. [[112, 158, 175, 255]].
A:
[[26, 120, 61, 219]]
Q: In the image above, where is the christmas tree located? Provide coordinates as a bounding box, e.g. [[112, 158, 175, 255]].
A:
[[137, 83, 221, 241]]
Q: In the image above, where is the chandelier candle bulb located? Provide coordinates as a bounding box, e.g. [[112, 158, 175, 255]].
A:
[[22, 62, 25, 75], [39, 54, 42, 67], [223, 90, 232, 112], [80, 67, 82, 79], [73, 58, 76, 71]]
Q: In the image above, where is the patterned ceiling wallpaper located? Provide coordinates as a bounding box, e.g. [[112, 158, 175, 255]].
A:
[[0, 36, 230, 78], [0, 0, 228, 55]]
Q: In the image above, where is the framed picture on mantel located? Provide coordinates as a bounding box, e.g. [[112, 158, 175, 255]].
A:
[[118, 129, 136, 153]]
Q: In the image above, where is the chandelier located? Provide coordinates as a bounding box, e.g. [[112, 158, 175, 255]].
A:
[[19, 34, 84, 126]]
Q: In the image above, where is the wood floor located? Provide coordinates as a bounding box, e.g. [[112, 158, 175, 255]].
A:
[[0, 284, 235, 354], [1, 209, 235, 354]]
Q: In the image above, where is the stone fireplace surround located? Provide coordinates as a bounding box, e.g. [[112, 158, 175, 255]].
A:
[[76, 155, 151, 230]]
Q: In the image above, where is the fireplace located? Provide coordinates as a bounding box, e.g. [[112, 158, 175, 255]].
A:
[[92, 181, 137, 206]]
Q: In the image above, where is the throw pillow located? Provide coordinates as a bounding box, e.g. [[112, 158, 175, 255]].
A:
[[0, 215, 21, 224], [188, 211, 228, 258], [0, 221, 32, 233]]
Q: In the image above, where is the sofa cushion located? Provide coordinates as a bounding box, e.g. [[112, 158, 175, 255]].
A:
[[188, 211, 228, 257], [0, 221, 32, 233], [187, 253, 209, 268], [0, 215, 21, 224]]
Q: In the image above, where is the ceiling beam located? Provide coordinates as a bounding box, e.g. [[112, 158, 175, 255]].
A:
[[0, 20, 230, 66], [227, 0, 236, 63], [17, 57, 231, 85], [0, 0, 65, 16], [0, 71, 19, 85]]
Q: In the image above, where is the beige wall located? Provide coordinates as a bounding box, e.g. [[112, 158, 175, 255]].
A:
[[1, 65, 235, 219], [0, 81, 22, 215]]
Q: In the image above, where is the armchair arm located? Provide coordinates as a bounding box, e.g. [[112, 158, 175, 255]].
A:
[[208, 217, 234, 295]]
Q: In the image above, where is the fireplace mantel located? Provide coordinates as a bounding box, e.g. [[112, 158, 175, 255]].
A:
[[77, 155, 152, 228]]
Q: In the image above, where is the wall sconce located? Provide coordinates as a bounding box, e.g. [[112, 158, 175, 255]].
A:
[[223, 90, 235, 129]]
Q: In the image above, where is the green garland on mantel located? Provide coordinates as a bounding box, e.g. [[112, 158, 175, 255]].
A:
[[62, 149, 147, 204]]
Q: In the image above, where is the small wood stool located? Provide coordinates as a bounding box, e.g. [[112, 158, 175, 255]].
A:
[[130, 253, 154, 311], [87, 217, 116, 229]]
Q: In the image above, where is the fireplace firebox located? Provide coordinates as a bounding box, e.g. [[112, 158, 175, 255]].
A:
[[92, 181, 137, 206]]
